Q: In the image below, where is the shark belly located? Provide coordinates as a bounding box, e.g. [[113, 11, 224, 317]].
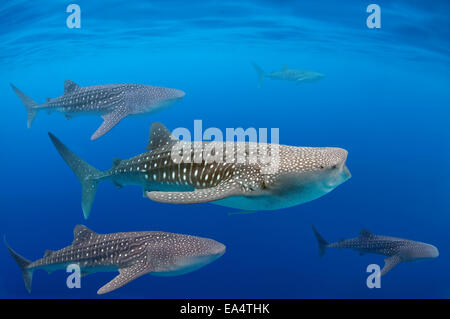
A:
[[151, 255, 223, 277], [213, 183, 332, 211]]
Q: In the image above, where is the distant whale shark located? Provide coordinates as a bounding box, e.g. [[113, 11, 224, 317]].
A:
[[252, 63, 324, 88], [5, 225, 225, 294], [10, 81, 185, 140], [312, 226, 439, 276], [49, 122, 351, 219]]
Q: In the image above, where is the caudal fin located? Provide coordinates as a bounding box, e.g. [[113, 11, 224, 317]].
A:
[[4, 237, 34, 293], [312, 225, 329, 258], [10, 83, 39, 128], [251, 62, 265, 88], [48, 133, 102, 219]]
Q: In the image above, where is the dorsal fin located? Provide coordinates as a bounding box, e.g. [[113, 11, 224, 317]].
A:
[[43, 249, 54, 257], [112, 158, 123, 168], [73, 225, 97, 245], [64, 80, 80, 94], [359, 229, 373, 238], [281, 64, 289, 71], [147, 122, 178, 150]]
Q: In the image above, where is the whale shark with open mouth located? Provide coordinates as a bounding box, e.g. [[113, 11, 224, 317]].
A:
[[49, 122, 351, 218]]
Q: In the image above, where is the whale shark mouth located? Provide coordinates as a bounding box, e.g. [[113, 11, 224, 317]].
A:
[[343, 165, 351, 180], [323, 165, 351, 189]]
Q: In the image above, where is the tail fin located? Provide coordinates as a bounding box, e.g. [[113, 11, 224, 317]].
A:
[[4, 237, 34, 293], [48, 133, 102, 219], [312, 225, 329, 258], [251, 62, 265, 88], [10, 83, 39, 128]]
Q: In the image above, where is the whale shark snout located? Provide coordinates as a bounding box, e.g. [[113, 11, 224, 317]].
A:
[[343, 165, 351, 180], [160, 87, 185, 99], [171, 89, 185, 99], [326, 147, 347, 164], [165, 89, 185, 105], [332, 148, 351, 182], [202, 238, 226, 258], [314, 147, 350, 190], [421, 244, 439, 259], [429, 245, 439, 258], [316, 72, 325, 79]]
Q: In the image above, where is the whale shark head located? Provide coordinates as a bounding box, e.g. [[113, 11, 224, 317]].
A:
[[312, 147, 351, 191], [313, 72, 325, 80], [128, 85, 185, 114], [300, 71, 325, 82], [149, 87, 185, 108], [264, 146, 351, 207], [153, 235, 226, 276], [400, 242, 439, 262]]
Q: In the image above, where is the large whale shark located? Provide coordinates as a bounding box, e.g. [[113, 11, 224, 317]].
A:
[[5, 225, 225, 294], [49, 122, 351, 218], [312, 226, 439, 276], [252, 63, 324, 88], [10, 81, 185, 140]]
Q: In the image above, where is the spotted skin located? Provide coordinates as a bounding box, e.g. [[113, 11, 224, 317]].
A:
[[10, 80, 185, 140], [49, 122, 351, 218], [5, 225, 226, 294], [312, 226, 439, 276]]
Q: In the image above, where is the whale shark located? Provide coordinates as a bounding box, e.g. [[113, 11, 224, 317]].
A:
[[312, 225, 439, 276], [49, 122, 350, 218], [252, 63, 324, 88], [5, 225, 225, 294], [10, 81, 185, 140]]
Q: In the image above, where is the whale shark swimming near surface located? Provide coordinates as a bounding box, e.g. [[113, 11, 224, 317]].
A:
[[252, 62, 324, 88], [5, 225, 225, 294], [49, 122, 351, 218], [312, 225, 439, 276], [10, 81, 185, 140]]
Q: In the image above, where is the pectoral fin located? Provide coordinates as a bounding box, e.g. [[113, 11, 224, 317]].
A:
[[381, 255, 402, 276], [97, 263, 151, 294], [146, 180, 242, 204], [91, 106, 129, 140]]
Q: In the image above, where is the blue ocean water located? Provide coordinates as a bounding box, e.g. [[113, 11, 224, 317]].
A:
[[1, 0, 449, 299]]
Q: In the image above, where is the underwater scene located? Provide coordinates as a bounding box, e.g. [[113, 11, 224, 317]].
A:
[[1, 0, 449, 299]]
